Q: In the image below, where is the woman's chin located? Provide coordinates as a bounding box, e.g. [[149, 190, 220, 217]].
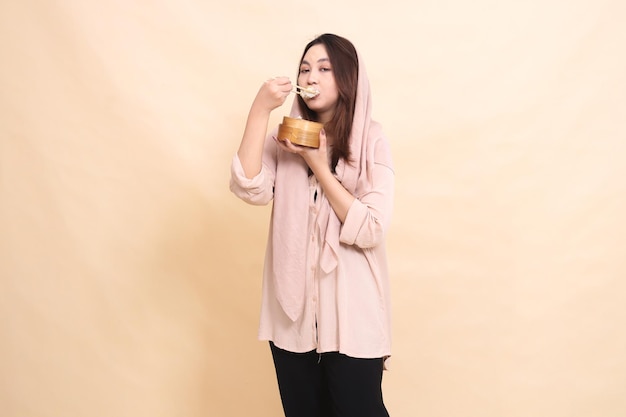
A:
[[304, 99, 324, 112]]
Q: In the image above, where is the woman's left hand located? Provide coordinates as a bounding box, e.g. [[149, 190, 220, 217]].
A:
[[274, 129, 330, 174]]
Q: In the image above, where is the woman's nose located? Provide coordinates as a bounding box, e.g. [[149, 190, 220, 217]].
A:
[[305, 71, 318, 85]]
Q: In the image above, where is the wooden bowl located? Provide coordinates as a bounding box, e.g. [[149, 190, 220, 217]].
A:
[[277, 116, 324, 148]]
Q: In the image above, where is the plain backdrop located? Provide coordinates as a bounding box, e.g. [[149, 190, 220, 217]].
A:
[[1, 0, 625, 416]]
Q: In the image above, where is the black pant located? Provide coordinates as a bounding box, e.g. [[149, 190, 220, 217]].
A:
[[270, 342, 390, 417]]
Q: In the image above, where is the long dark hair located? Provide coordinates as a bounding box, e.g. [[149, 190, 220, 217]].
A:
[[297, 34, 358, 170]]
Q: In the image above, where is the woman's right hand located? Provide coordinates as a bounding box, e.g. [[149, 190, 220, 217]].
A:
[[237, 76, 292, 178], [252, 76, 293, 112]]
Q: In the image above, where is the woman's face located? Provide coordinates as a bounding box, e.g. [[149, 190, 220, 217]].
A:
[[297, 44, 339, 124]]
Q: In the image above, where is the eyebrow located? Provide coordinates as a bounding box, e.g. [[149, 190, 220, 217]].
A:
[[301, 58, 330, 65]]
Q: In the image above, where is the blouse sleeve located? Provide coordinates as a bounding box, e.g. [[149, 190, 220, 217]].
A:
[[229, 133, 278, 206], [339, 139, 395, 248]]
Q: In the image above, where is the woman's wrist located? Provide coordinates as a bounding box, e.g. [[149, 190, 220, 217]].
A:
[[249, 101, 273, 119]]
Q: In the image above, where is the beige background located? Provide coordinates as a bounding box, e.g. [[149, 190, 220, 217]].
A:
[[1, 1, 625, 416]]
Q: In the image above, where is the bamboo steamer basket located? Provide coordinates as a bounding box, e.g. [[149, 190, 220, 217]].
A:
[[277, 116, 324, 148]]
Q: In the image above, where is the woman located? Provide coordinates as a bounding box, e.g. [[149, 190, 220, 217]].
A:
[[230, 33, 394, 417]]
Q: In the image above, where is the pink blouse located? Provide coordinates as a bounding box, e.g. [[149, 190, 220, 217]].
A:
[[230, 139, 394, 359]]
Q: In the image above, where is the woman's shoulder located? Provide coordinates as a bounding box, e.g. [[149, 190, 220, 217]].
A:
[[368, 120, 393, 168], [368, 120, 389, 144]]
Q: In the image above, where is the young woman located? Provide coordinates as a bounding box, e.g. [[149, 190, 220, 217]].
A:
[[230, 33, 394, 417]]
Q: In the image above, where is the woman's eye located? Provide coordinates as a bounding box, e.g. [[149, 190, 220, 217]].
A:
[[320, 67, 332, 72], [299, 68, 310, 74]]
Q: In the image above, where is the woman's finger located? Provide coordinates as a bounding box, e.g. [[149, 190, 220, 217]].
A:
[[318, 128, 326, 149]]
